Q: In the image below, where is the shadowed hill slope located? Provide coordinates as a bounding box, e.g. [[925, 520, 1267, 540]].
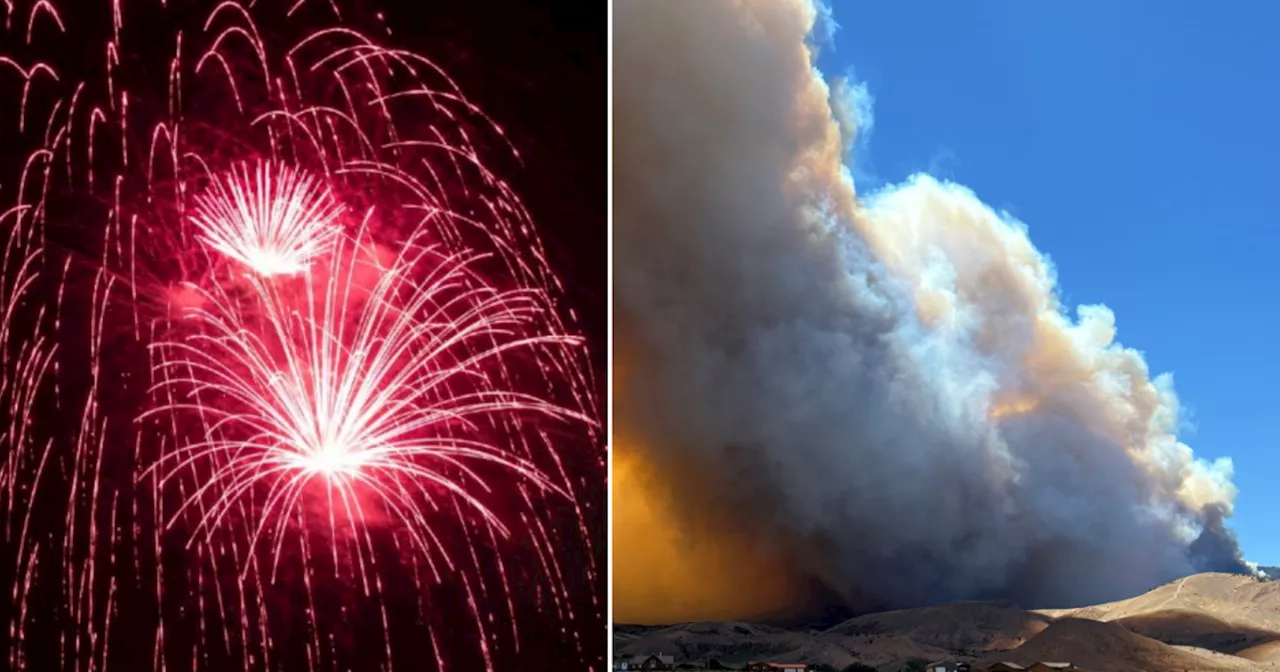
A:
[[975, 617, 1254, 672], [617, 573, 1280, 670]]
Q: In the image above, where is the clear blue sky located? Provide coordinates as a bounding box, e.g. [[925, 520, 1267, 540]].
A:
[[822, 1, 1280, 565]]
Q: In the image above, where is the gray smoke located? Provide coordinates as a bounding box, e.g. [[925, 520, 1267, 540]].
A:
[[613, 0, 1248, 611]]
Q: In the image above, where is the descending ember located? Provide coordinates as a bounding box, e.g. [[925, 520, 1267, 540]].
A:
[[0, 1, 602, 670]]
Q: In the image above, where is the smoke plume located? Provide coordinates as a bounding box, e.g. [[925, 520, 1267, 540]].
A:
[[612, 0, 1248, 622]]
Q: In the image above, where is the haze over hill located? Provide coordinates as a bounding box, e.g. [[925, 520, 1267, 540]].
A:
[[615, 573, 1280, 671], [614, 0, 1248, 624]]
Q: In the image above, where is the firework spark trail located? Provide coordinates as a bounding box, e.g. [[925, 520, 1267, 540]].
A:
[[144, 224, 587, 582], [0, 0, 602, 669], [190, 160, 343, 277]]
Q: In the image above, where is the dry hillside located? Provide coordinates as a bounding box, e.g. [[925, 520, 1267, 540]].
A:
[[974, 618, 1255, 672], [616, 573, 1280, 671]]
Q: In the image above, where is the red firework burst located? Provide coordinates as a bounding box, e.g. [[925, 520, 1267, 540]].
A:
[[0, 1, 601, 670], [147, 215, 587, 584], [189, 160, 344, 277]]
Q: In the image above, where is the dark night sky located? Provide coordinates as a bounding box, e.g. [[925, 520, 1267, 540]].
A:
[[400, 4, 609, 668], [383, 1, 607, 370], [0, 1, 605, 670]]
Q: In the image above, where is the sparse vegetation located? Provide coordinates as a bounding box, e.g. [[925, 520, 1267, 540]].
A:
[[901, 659, 929, 672], [615, 573, 1280, 672]]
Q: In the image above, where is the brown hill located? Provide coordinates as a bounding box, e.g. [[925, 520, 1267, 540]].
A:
[[616, 573, 1280, 670], [825, 601, 1051, 653], [614, 621, 839, 667], [1114, 608, 1279, 656], [1040, 573, 1280, 630], [1038, 573, 1280, 664], [975, 618, 1252, 672], [1236, 639, 1280, 664], [614, 620, 960, 670], [816, 632, 959, 670]]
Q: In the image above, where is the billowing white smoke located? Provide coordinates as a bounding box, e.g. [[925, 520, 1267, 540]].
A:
[[613, 0, 1246, 609]]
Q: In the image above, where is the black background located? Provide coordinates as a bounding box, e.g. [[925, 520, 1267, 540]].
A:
[[0, 0, 606, 670], [380, 4, 607, 669], [389, 1, 607, 370]]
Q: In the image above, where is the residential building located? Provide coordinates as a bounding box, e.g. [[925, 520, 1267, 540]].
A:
[[631, 654, 675, 670], [988, 662, 1080, 672]]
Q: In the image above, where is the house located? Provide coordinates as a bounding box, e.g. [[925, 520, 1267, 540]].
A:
[[926, 662, 971, 672], [631, 654, 675, 670], [744, 664, 806, 671], [988, 663, 1080, 672]]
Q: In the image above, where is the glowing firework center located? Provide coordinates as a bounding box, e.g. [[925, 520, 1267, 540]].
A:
[[191, 161, 344, 277], [159, 163, 564, 529]]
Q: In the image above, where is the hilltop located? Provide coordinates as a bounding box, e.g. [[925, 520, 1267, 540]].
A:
[[615, 572, 1280, 671]]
